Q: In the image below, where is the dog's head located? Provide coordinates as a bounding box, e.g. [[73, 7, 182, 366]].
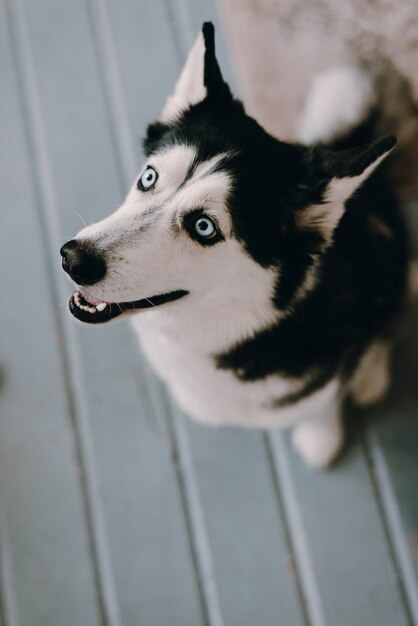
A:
[[61, 22, 395, 324]]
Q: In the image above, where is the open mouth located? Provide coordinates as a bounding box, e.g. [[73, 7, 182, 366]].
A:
[[69, 289, 189, 324]]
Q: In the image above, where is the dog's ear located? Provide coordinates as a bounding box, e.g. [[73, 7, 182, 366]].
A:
[[161, 22, 232, 123], [301, 136, 396, 239]]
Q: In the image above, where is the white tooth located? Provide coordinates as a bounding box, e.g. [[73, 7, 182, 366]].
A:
[[80, 304, 96, 314], [74, 292, 81, 304], [96, 302, 107, 312]]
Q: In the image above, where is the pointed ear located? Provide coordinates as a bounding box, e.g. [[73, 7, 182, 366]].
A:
[[161, 22, 232, 123], [321, 136, 396, 203], [300, 136, 396, 240]]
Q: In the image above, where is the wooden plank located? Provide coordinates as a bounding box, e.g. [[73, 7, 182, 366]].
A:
[[18, 0, 207, 624], [182, 420, 308, 626], [365, 199, 418, 624], [102, 1, 308, 623], [0, 509, 19, 626], [104, 0, 181, 149], [0, 2, 102, 624], [5, 1, 123, 623], [269, 431, 411, 626]]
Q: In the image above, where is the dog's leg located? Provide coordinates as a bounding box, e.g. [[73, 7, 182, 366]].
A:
[[350, 341, 391, 407], [349, 261, 418, 407], [291, 394, 344, 469]]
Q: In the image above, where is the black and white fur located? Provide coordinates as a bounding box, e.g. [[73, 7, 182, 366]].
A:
[[61, 23, 410, 468]]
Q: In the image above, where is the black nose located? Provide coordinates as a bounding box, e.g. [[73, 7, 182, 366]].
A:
[[60, 239, 106, 285]]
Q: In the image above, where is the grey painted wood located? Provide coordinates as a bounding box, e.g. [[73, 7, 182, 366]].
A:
[[269, 432, 411, 626], [182, 422, 308, 626], [0, 509, 19, 626], [0, 1, 102, 624], [15, 0, 207, 624], [1, 0, 417, 623], [365, 200, 418, 624], [4, 0, 124, 623]]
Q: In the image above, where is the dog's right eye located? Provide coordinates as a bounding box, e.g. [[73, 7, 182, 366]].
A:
[[183, 210, 224, 246], [138, 166, 158, 191]]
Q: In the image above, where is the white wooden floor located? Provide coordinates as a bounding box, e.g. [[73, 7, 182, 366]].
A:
[[1, 1, 418, 625]]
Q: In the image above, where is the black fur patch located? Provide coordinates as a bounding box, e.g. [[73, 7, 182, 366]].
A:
[[272, 368, 335, 407], [144, 121, 171, 157], [309, 135, 396, 180], [142, 22, 409, 396], [216, 170, 407, 388], [202, 22, 232, 102]]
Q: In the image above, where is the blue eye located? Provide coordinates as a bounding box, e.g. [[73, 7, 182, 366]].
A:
[[183, 210, 223, 246], [194, 216, 217, 238], [138, 166, 158, 191]]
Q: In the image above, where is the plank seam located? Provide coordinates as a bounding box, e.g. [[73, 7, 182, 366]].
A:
[[84, 0, 223, 623], [267, 432, 327, 626], [263, 434, 311, 626], [0, 506, 19, 626], [364, 429, 418, 626], [168, 407, 224, 626], [164, 0, 195, 59], [84, 0, 136, 188], [4, 1, 121, 624]]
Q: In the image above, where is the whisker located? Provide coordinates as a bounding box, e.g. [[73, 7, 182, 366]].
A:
[[73, 210, 87, 229]]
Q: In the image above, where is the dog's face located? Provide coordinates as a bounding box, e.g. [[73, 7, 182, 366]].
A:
[[61, 23, 394, 324]]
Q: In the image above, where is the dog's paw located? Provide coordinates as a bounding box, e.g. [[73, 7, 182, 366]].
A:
[[292, 416, 343, 469]]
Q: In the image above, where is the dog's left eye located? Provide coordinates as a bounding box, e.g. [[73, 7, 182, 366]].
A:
[[138, 166, 158, 191]]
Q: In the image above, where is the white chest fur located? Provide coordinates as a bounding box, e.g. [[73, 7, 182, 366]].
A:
[[130, 299, 338, 430]]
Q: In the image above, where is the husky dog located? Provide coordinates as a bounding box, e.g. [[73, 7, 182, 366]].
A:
[[60, 23, 410, 467]]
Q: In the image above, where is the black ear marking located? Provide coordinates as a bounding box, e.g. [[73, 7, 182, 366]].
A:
[[143, 121, 170, 156], [343, 135, 396, 177], [201, 21, 232, 100], [202, 22, 215, 52], [313, 135, 396, 181]]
